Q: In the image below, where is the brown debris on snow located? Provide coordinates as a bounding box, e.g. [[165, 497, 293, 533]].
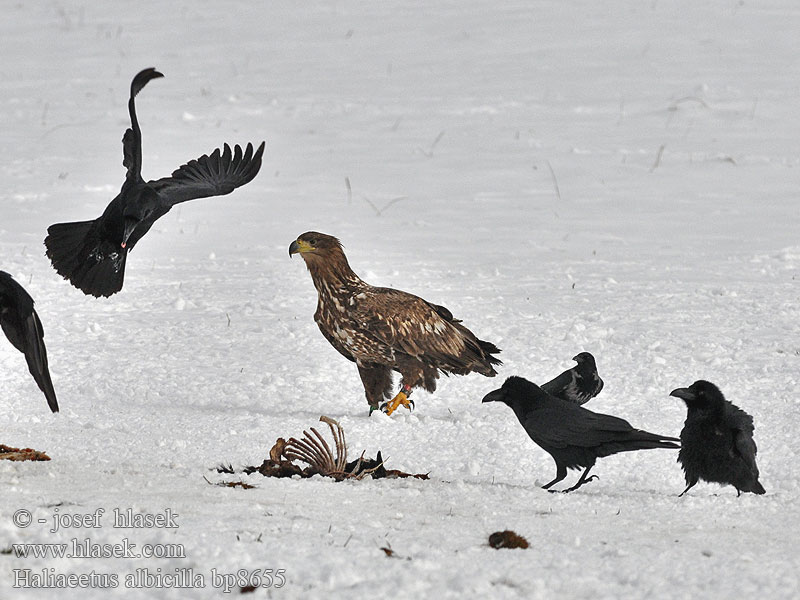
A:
[[0, 444, 51, 462], [488, 530, 529, 550], [204, 477, 256, 490]]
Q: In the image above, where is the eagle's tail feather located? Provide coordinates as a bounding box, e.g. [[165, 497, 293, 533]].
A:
[[478, 338, 502, 367]]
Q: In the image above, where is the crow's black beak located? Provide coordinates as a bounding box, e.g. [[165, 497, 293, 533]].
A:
[[669, 387, 694, 401], [121, 217, 138, 249], [482, 388, 506, 404]]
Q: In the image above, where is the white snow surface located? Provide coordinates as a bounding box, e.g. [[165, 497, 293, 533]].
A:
[[1, 1, 799, 598]]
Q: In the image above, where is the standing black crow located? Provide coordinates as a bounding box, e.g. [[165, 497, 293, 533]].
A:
[[483, 376, 679, 492], [45, 68, 266, 297], [540, 351, 603, 405], [670, 380, 765, 497], [0, 271, 58, 412]]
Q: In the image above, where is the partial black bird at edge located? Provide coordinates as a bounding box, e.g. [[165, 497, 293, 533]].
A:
[[0, 271, 59, 413]]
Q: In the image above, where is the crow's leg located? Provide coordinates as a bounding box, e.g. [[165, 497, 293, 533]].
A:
[[678, 481, 697, 497], [562, 466, 598, 493], [542, 465, 568, 491]]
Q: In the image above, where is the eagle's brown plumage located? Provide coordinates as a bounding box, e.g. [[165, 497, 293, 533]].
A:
[[290, 232, 501, 413]]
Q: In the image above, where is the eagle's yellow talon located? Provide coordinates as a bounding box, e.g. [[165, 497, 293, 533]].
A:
[[382, 391, 413, 416]]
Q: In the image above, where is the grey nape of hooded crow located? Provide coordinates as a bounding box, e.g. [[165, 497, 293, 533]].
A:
[[0, 271, 58, 412], [44, 68, 265, 298], [540, 351, 603, 405], [483, 376, 679, 493], [670, 380, 765, 497]]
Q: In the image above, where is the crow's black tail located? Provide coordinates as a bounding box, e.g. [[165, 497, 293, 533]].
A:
[[45, 220, 127, 298], [596, 429, 680, 459]]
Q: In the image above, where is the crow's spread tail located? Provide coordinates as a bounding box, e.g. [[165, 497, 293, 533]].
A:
[[45, 220, 128, 298]]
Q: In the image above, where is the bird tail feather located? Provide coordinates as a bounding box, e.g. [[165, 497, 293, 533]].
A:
[[478, 339, 502, 365], [751, 480, 766, 495], [45, 220, 128, 298], [596, 431, 679, 458]]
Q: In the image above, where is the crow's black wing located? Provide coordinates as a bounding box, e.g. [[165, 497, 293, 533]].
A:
[[729, 407, 759, 474], [733, 428, 759, 475], [540, 369, 575, 401], [0, 272, 59, 412], [148, 141, 265, 206], [122, 68, 164, 183], [522, 403, 634, 449]]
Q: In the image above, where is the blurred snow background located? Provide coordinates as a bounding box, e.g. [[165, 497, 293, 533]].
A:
[[1, 1, 799, 598]]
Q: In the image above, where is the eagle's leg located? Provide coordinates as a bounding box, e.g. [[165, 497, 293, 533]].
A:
[[358, 363, 393, 413], [381, 384, 414, 416]]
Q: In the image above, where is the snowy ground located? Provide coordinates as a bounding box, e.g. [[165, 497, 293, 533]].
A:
[[1, 1, 799, 598]]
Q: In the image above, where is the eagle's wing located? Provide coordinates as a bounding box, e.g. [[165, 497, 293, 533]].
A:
[[352, 288, 473, 365], [148, 142, 265, 206]]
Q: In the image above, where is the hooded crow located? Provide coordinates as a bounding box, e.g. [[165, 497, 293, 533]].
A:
[[540, 351, 603, 405]]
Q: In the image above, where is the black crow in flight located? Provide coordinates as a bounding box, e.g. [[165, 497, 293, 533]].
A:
[[483, 376, 679, 492], [0, 271, 58, 412], [670, 380, 765, 497], [540, 351, 603, 405], [45, 68, 265, 297]]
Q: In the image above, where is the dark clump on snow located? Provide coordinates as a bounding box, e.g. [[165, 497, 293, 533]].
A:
[[244, 448, 428, 481], [488, 530, 529, 550], [218, 416, 429, 484]]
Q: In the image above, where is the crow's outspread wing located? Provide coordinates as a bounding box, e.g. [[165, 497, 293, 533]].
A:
[[149, 141, 265, 206], [122, 68, 164, 183]]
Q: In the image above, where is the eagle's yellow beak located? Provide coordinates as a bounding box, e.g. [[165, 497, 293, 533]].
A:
[[289, 239, 314, 256]]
